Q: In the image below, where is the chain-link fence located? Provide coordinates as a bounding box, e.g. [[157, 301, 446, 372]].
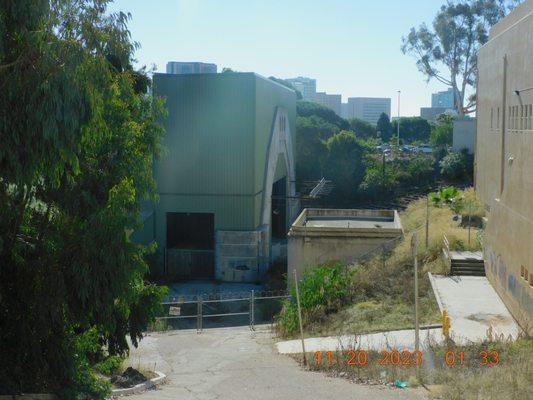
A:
[[156, 289, 291, 332]]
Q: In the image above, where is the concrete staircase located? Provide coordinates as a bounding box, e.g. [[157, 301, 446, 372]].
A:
[[449, 251, 485, 276]]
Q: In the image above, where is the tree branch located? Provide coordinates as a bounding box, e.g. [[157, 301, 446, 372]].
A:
[[0, 53, 25, 71]]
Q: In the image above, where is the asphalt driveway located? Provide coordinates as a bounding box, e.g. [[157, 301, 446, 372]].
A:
[[126, 326, 426, 400]]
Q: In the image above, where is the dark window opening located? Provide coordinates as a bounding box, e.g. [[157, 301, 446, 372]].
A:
[[166, 212, 214, 250], [271, 177, 287, 240]]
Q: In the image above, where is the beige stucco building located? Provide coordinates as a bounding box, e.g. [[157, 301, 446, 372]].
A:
[[287, 209, 403, 280], [476, 0, 533, 332]]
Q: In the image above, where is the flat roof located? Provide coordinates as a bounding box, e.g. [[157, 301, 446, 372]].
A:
[[289, 208, 403, 238], [305, 216, 397, 230]]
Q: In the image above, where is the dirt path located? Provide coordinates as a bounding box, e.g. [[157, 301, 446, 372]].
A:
[[126, 326, 427, 400]]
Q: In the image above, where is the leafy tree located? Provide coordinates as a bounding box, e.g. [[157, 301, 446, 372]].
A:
[[376, 112, 393, 142], [297, 100, 350, 130], [0, 1, 166, 397], [295, 100, 351, 190], [402, 0, 520, 116], [359, 159, 400, 198], [392, 117, 431, 143], [324, 131, 367, 200], [348, 118, 377, 139], [295, 116, 337, 184], [430, 117, 454, 148], [269, 76, 303, 99]]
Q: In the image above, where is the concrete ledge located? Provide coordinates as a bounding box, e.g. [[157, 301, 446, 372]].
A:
[[111, 371, 166, 397], [428, 272, 445, 313]]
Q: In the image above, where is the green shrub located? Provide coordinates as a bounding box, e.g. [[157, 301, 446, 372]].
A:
[[430, 186, 463, 213], [359, 155, 436, 200], [276, 263, 351, 337], [276, 300, 299, 336], [359, 163, 400, 198], [439, 150, 473, 181], [430, 186, 485, 219], [297, 263, 348, 310], [94, 355, 124, 376], [405, 155, 435, 185]]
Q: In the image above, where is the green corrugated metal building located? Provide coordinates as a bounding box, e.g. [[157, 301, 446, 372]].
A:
[[136, 72, 297, 281]]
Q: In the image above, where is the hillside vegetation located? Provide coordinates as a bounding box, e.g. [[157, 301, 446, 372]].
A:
[[277, 188, 483, 338]]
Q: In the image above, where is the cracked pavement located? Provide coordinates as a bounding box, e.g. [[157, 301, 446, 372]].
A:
[[126, 326, 427, 400], [125, 327, 426, 400]]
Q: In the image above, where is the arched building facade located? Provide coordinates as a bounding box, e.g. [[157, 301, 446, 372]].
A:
[[134, 72, 298, 282]]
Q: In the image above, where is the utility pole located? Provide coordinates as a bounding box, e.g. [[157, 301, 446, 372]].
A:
[[397, 90, 401, 148], [468, 202, 472, 246], [293, 269, 307, 366], [411, 233, 420, 355], [425, 195, 429, 249], [382, 150, 386, 195]]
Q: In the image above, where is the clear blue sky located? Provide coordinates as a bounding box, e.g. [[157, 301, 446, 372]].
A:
[[108, 0, 450, 116]]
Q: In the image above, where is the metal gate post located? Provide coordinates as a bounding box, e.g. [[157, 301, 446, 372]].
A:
[[250, 290, 255, 331], [199, 297, 203, 333], [197, 297, 203, 334]]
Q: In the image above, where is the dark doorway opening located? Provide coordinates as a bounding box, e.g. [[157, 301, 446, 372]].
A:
[[271, 177, 287, 239], [166, 212, 215, 280]]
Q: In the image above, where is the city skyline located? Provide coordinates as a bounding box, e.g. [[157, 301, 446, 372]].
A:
[[108, 0, 451, 117]]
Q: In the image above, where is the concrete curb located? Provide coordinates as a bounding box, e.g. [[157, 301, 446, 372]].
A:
[[111, 371, 166, 396], [428, 272, 444, 313]]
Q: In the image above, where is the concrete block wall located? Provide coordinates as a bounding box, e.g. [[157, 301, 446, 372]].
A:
[[215, 230, 268, 282]]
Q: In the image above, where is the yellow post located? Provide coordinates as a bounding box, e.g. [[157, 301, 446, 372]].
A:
[[442, 309, 451, 339]]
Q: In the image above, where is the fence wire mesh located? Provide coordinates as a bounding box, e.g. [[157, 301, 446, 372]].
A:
[[156, 289, 291, 333]]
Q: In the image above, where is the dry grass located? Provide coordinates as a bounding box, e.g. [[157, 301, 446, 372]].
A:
[[300, 189, 483, 337], [429, 339, 533, 400], [292, 338, 533, 400]]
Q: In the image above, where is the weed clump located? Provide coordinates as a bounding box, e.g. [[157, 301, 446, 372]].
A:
[[276, 263, 353, 337]]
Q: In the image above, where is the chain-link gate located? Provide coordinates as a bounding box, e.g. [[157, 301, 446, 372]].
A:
[[157, 290, 291, 333]]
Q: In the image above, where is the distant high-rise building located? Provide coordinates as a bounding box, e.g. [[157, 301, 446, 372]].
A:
[[286, 77, 316, 100], [420, 107, 456, 122], [313, 92, 342, 116], [341, 97, 391, 125], [166, 61, 217, 74], [420, 88, 459, 121], [431, 88, 457, 109]]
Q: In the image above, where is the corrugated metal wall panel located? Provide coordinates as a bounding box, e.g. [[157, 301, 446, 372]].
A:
[[151, 73, 296, 238], [154, 73, 256, 196]]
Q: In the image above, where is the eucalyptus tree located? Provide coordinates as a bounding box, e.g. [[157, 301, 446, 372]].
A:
[[402, 0, 521, 116], [0, 1, 166, 397]]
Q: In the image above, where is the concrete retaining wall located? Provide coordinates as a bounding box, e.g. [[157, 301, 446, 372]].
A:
[[453, 118, 476, 154], [215, 230, 268, 282]]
